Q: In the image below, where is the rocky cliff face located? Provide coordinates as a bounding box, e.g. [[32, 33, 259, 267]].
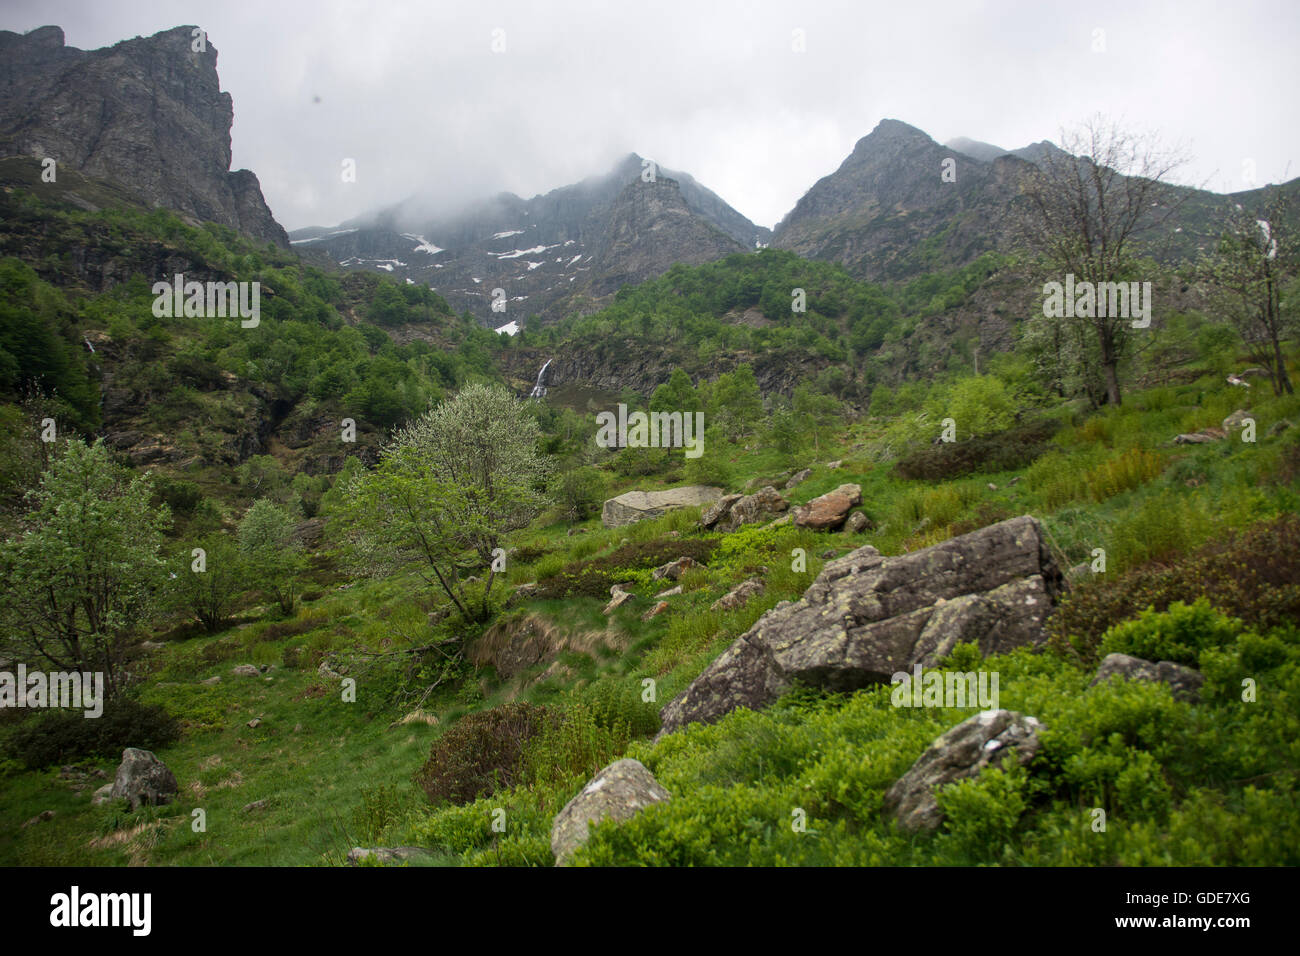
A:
[[0, 24, 288, 247], [290, 154, 763, 325]]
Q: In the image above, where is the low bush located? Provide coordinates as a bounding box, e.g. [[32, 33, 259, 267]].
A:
[[1099, 599, 1250, 667], [893, 418, 1060, 481], [1048, 514, 1300, 662], [4, 697, 181, 769], [414, 701, 552, 806]]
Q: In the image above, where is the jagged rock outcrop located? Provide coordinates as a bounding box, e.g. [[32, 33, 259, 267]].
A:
[[586, 177, 745, 295], [601, 486, 723, 528], [883, 710, 1044, 832], [551, 758, 670, 865], [657, 515, 1064, 736], [0, 25, 288, 246], [110, 748, 178, 811], [1090, 653, 1204, 702]]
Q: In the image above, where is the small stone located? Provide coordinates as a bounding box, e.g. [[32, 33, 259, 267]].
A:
[[603, 589, 634, 614], [642, 601, 670, 622], [785, 468, 813, 490]]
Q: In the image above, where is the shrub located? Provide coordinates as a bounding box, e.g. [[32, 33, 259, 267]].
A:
[[4, 697, 181, 769], [1100, 599, 1249, 667], [414, 701, 552, 805], [1048, 515, 1300, 662], [551, 466, 607, 523], [893, 418, 1060, 481]]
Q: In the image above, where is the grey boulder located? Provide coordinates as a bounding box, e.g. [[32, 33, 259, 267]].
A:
[[1090, 653, 1204, 702], [658, 515, 1064, 736], [551, 758, 670, 865], [601, 486, 724, 528], [110, 748, 178, 811], [883, 709, 1044, 832], [700, 486, 788, 532]]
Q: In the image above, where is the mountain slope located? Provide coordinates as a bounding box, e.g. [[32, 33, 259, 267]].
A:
[[772, 119, 1030, 280], [777, 119, 1300, 282]]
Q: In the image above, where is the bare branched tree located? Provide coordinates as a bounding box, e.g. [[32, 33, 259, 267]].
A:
[[1017, 115, 1191, 406], [1206, 187, 1297, 395]]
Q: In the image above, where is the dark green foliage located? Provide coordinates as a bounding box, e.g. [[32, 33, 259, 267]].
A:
[[415, 701, 552, 805], [893, 418, 1060, 481], [1049, 515, 1300, 663], [551, 466, 607, 523], [0, 259, 99, 430], [4, 698, 180, 769], [153, 476, 203, 516]]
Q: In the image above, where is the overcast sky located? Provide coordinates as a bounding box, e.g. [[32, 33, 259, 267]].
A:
[[5, 0, 1298, 232]]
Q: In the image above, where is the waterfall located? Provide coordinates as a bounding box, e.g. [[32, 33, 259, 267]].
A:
[[529, 358, 552, 399]]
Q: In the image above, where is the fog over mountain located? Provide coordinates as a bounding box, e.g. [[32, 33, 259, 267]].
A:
[[2, 0, 1297, 234]]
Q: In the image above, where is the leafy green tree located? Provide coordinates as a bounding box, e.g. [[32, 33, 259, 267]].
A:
[[552, 465, 607, 523], [238, 498, 304, 615], [239, 454, 292, 505], [338, 384, 549, 622], [171, 534, 246, 633], [649, 367, 698, 413], [792, 384, 841, 451], [928, 375, 1017, 440], [709, 364, 764, 439], [0, 439, 169, 698], [1017, 116, 1189, 406]]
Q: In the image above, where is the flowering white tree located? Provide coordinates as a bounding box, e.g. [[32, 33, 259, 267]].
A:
[[338, 383, 549, 622]]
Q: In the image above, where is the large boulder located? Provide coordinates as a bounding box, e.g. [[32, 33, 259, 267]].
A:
[[883, 710, 1044, 832], [658, 515, 1064, 736], [793, 483, 862, 530], [700, 486, 788, 532], [110, 748, 178, 811], [1090, 653, 1204, 702], [551, 758, 670, 865], [601, 486, 724, 528]]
